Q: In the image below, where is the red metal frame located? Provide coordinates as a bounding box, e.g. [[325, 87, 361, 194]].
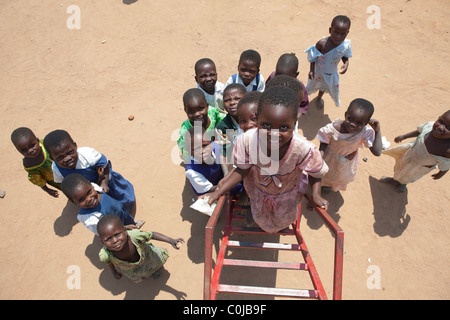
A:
[[203, 193, 344, 300]]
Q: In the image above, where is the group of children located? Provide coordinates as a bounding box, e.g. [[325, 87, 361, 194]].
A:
[[179, 15, 450, 234], [10, 14, 450, 286], [11, 127, 184, 283]]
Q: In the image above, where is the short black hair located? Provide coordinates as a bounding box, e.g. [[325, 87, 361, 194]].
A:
[[258, 86, 298, 120], [194, 58, 216, 74], [11, 127, 36, 146], [43, 129, 74, 156], [275, 53, 298, 75], [237, 91, 262, 110], [182, 88, 207, 108], [266, 75, 304, 102], [347, 98, 374, 119], [239, 49, 261, 67], [60, 173, 90, 201], [97, 214, 123, 237], [223, 83, 247, 97], [331, 15, 351, 28]]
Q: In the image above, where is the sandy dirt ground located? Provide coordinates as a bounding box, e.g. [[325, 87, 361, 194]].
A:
[[1, 0, 449, 300]]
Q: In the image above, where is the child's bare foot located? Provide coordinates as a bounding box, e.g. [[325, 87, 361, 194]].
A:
[[316, 97, 324, 109]]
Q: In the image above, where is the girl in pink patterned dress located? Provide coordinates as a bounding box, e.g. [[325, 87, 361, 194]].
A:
[[201, 86, 328, 233], [317, 98, 382, 193]]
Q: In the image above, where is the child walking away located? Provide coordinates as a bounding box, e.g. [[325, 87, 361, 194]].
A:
[[61, 174, 144, 235], [305, 15, 352, 108], [44, 129, 135, 213], [177, 88, 225, 160], [381, 110, 450, 192], [317, 98, 382, 193], [194, 58, 225, 112], [225, 49, 265, 92], [11, 127, 60, 197], [97, 214, 184, 283], [201, 86, 329, 233]]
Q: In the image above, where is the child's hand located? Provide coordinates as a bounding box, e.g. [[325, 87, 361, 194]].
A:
[[112, 270, 122, 280], [309, 193, 329, 211], [308, 71, 315, 80], [198, 191, 220, 206], [394, 135, 405, 143], [368, 119, 380, 132], [339, 61, 349, 74], [171, 238, 185, 250]]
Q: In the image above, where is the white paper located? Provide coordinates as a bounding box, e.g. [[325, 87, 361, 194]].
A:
[[190, 197, 217, 216]]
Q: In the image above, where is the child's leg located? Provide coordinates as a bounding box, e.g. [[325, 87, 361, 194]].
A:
[[317, 91, 325, 108]]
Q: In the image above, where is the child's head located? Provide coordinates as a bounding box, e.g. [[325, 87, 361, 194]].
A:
[[343, 98, 374, 134], [266, 75, 304, 109], [257, 86, 299, 152], [238, 49, 261, 87], [11, 127, 41, 159], [237, 91, 261, 132], [97, 215, 128, 252], [223, 83, 246, 119], [432, 110, 450, 139], [183, 88, 209, 128], [184, 126, 214, 165], [330, 15, 351, 46], [275, 53, 299, 78], [43, 129, 78, 169], [194, 58, 218, 95], [61, 173, 100, 209]]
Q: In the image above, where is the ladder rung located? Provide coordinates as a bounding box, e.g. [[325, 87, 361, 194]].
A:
[[217, 284, 317, 299], [223, 258, 307, 270], [227, 240, 300, 251], [230, 226, 295, 235]]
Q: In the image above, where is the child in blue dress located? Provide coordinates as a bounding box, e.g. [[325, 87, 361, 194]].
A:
[[61, 174, 144, 235], [184, 126, 242, 196], [44, 129, 135, 213]]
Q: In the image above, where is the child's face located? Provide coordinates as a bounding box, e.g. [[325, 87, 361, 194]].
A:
[[237, 102, 258, 132], [257, 104, 296, 153], [185, 97, 209, 128], [195, 63, 217, 95], [343, 108, 370, 134], [432, 111, 450, 139], [238, 59, 259, 86], [190, 134, 213, 164], [49, 140, 78, 169], [14, 135, 41, 159], [223, 88, 244, 118], [99, 220, 128, 252], [329, 21, 350, 46], [70, 183, 100, 209]]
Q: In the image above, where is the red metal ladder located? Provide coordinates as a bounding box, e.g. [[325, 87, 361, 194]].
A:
[[204, 193, 344, 300]]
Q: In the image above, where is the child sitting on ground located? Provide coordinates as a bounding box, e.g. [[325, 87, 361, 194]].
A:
[[44, 129, 135, 213], [61, 173, 144, 235], [305, 15, 352, 108], [202, 86, 329, 233], [225, 49, 265, 92], [11, 127, 60, 197], [381, 110, 450, 192], [194, 58, 225, 112], [184, 126, 242, 196], [265, 53, 309, 115], [97, 214, 184, 283], [177, 88, 225, 160], [317, 98, 382, 193]]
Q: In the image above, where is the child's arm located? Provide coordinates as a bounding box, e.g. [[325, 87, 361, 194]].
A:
[[200, 167, 249, 205], [96, 161, 110, 193], [151, 232, 185, 249], [369, 119, 382, 156], [319, 142, 328, 157], [308, 62, 315, 79], [339, 57, 349, 74], [42, 185, 59, 198], [394, 130, 420, 143]]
